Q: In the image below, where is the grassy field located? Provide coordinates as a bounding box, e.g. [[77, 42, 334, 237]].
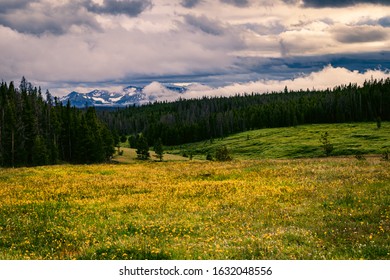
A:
[[113, 147, 189, 163], [0, 157, 389, 260], [166, 122, 390, 160]]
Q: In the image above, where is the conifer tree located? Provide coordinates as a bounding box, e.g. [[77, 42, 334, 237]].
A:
[[153, 138, 164, 161], [320, 132, 334, 157], [32, 135, 49, 166], [136, 134, 150, 160]]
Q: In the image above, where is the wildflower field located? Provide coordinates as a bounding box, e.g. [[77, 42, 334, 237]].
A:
[[0, 157, 389, 260]]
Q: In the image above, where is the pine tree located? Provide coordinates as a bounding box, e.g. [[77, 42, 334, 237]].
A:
[[136, 134, 150, 160], [101, 125, 115, 161], [153, 138, 164, 161], [120, 135, 127, 143], [320, 132, 334, 157], [32, 135, 49, 166], [85, 107, 104, 162]]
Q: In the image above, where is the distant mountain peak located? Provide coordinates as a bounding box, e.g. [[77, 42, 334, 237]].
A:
[[59, 82, 190, 108]]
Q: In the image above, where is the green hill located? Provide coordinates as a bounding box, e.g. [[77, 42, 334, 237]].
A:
[[167, 122, 390, 160]]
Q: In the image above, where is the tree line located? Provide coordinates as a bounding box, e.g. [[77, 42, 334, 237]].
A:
[[0, 77, 115, 167], [98, 78, 390, 146]]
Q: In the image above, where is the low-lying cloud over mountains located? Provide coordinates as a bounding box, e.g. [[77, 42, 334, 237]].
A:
[[61, 66, 390, 107]]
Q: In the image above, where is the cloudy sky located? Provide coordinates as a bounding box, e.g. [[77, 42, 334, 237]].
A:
[[0, 0, 389, 98]]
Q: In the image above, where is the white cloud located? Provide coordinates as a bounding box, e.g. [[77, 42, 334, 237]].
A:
[[181, 66, 390, 99], [142, 81, 180, 103]]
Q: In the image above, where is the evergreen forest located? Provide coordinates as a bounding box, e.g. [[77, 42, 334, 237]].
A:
[[0, 77, 115, 167]]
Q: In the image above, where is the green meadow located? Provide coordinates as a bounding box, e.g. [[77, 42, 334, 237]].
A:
[[167, 122, 390, 160]]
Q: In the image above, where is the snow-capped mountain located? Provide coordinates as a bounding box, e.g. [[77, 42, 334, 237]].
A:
[[59, 82, 189, 108]]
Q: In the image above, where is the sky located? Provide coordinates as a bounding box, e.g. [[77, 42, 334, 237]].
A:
[[0, 0, 389, 98]]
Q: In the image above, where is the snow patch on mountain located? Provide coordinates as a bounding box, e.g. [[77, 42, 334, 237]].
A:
[[60, 82, 191, 107]]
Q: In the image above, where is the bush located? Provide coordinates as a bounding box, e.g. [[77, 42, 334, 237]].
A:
[[355, 153, 366, 161], [215, 146, 232, 161], [120, 135, 128, 143], [376, 117, 382, 129], [206, 152, 213, 161], [382, 150, 389, 161]]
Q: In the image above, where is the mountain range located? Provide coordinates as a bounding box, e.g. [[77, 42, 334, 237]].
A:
[[59, 82, 192, 108]]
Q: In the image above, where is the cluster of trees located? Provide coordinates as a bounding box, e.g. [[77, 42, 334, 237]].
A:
[[134, 135, 163, 161], [0, 78, 115, 167], [99, 78, 390, 146]]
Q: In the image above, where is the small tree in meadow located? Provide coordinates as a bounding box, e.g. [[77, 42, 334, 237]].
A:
[[153, 138, 164, 161], [136, 135, 150, 160], [128, 135, 137, 148], [320, 132, 333, 157]]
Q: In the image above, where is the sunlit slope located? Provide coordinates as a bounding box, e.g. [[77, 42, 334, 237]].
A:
[[167, 122, 390, 159]]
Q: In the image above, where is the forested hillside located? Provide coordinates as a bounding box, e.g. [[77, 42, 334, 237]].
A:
[[0, 78, 115, 167], [99, 78, 390, 146]]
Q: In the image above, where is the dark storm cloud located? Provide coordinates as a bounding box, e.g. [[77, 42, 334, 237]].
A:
[[0, 0, 36, 12], [0, 0, 153, 36], [181, 0, 203, 8], [301, 0, 389, 8], [0, 1, 101, 35], [333, 26, 388, 43], [378, 16, 390, 27], [184, 14, 225, 36], [0, 18, 64, 35], [220, 0, 250, 8], [86, 0, 153, 17], [234, 52, 390, 81], [242, 22, 286, 35]]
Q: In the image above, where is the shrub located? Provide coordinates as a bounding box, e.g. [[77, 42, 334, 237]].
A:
[[215, 145, 232, 161], [376, 117, 382, 129], [120, 135, 128, 143], [382, 150, 389, 161], [355, 153, 366, 161]]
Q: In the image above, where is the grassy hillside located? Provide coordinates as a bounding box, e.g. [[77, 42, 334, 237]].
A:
[[166, 122, 390, 160], [0, 157, 389, 260]]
